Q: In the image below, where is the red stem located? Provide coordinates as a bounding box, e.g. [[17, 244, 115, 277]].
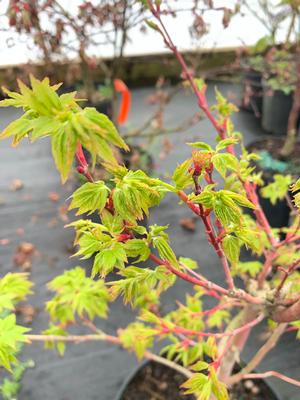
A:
[[178, 190, 234, 289], [149, 253, 228, 295], [258, 252, 276, 289], [242, 371, 300, 388], [286, 216, 300, 241], [275, 258, 300, 298], [159, 314, 264, 339], [191, 301, 242, 318], [149, 253, 263, 305], [152, 11, 225, 141], [277, 234, 300, 248], [181, 266, 221, 299], [215, 335, 235, 368]]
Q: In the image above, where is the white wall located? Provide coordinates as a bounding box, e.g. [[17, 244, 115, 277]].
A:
[[0, 0, 292, 67]]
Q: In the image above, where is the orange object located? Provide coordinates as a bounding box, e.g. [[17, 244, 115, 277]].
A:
[[113, 79, 131, 125]]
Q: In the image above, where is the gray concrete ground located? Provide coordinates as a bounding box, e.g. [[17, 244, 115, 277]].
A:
[[0, 83, 299, 400]]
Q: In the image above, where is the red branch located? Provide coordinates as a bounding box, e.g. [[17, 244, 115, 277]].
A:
[[159, 314, 264, 339], [242, 371, 300, 388], [149, 253, 228, 295], [275, 258, 300, 298], [258, 252, 276, 289], [277, 234, 300, 248], [178, 190, 234, 289], [285, 216, 300, 242], [148, 8, 225, 140], [191, 301, 242, 318], [181, 266, 221, 299], [149, 253, 263, 305]]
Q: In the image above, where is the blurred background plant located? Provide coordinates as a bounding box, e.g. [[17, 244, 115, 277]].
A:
[[239, 0, 300, 157], [0, 358, 34, 400]]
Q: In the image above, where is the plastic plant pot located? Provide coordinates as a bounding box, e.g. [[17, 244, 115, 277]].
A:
[[114, 360, 281, 400], [262, 85, 293, 135]]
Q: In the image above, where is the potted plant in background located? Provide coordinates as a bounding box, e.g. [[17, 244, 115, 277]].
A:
[[239, 0, 290, 118], [237, 1, 300, 229], [240, 53, 265, 117], [260, 47, 296, 136], [246, 47, 298, 229], [0, 2, 300, 399]]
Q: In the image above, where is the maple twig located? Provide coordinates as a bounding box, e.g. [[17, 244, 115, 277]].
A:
[[149, 253, 263, 305], [279, 234, 300, 247], [258, 251, 277, 288], [228, 323, 287, 385], [275, 258, 300, 298], [160, 314, 264, 339], [26, 332, 193, 379], [242, 371, 300, 388], [149, 13, 225, 140], [178, 190, 234, 289], [191, 301, 243, 318]]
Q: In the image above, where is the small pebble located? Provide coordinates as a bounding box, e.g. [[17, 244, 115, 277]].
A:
[[244, 380, 254, 389], [10, 179, 23, 191], [16, 228, 24, 236], [48, 191, 60, 202], [251, 385, 260, 395]]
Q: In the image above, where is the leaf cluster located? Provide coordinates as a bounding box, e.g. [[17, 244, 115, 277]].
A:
[[0, 315, 29, 371], [109, 265, 175, 307], [182, 366, 229, 400], [0, 273, 33, 314], [261, 174, 292, 205], [111, 167, 169, 222], [46, 267, 109, 323], [119, 322, 156, 360], [0, 76, 128, 182]]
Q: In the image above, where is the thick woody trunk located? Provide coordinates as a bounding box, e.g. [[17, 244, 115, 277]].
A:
[[218, 306, 258, 383], [272, 298, 300, 323]]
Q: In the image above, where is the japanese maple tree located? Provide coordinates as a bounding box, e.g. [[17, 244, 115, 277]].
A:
[[0, 2, 300, 399]]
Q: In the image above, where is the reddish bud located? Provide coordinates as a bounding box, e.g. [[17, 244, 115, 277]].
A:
[[117, 234, 132, 242], [77, 165, 85, 174], [191, 150, 213, 176]]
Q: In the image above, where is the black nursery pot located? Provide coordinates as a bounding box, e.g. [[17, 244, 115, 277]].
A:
[[242, 70, 263, 117], [246, 139, 295, 230], [257, 174, 291, 230], [57, 84, 77, 96], [262, 85, 293, 135], [115, 360, 280, 400]]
